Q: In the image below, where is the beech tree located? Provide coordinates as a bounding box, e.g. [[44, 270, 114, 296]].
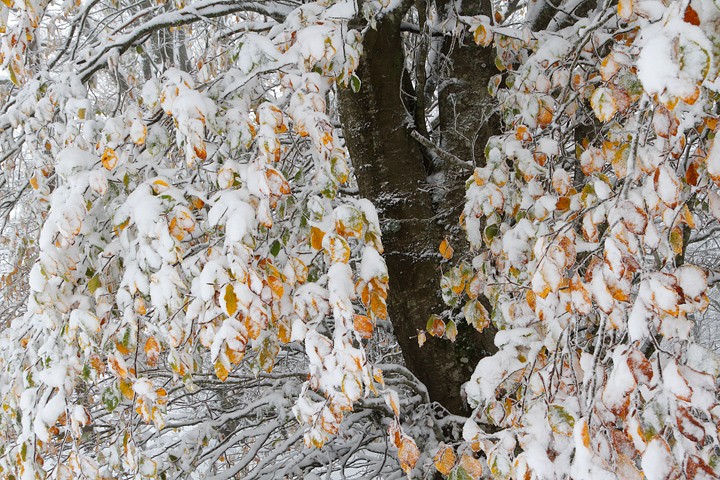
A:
[[2, 0, 720, 478]]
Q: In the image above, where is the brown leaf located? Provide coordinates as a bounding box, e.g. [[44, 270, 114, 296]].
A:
[[677, 405, 705, 442]]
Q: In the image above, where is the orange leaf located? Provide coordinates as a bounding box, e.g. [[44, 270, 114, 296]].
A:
[[144, 337, 160, 367], [369, 291, 388, 320], [310, 226, 325, 251], [193, 141, 207, 161], [683, 4, 700, 26], [459, 454, 484, 480], [426, 315, 446, 337], [434, 445, 456, 476], [101, 147, 118, 170], [353, 314, 374, 339], [398, 436, 420, 475], [439, 238, 454, 260], [116, 341, 130, 356]]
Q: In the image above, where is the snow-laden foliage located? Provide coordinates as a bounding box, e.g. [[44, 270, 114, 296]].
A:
[[448, 1, 720, 478], [1, 0, 720, 479], [0, 1, 426, 478]]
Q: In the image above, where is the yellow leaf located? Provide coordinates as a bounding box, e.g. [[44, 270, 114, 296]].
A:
[[214, 360, 229, 382], [670, 226, 684, 255], [101, 147, 118, 170], [268, 275, 284, 298], [224, 283, 238, 316], [434, 445, 456, 476], [278, 319, 291, 343], [473, 23, 492, 47], [119, 379, 134, 400], [439, 238, 454, 260], [151, 178, 170, 193], [258, 334, 279, 373], [579, 418, 591, 448], [226, 344, 245, 365], [618, 0, 633, 20]]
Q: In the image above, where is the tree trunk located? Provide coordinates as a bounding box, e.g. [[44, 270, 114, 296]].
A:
[[338, 7, 496, 415]]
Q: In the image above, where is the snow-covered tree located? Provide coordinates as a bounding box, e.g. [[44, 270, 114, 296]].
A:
[[1, 0, 720, 478]]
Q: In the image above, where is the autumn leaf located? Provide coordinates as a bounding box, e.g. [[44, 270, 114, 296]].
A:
[[353, 314, 374, 339], [144, 337, 160, 367], [417, 330, 427, 348], [590, 87, 617, 121], [224, 283, 238, 316], [439, 238, 454, 260], [322, 233, 350, 263], [398, 436, 420, 475], [101, 148, 118, 170], [445, 320, 458, 342], [670, 226, 684, 255], [214, 360, 229, 382], [427, 315, 446, 337], [473, 23, 492, 47], [434, 445, 456, 476], [617, 0, 633, 20], [310, 226, 325, 251], [463, 300, 490, 333], [548, 405, 576, 436], [683, 4, 700, 26]]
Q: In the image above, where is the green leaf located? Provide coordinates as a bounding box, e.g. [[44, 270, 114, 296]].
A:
[[445, 320, 458, 342], [270, 239, 282, 257], [448, 466, 473, 480], [88, 274, 101, 294], [483, 224, 500, 244], [350, 74, 361, 93], [102, 388, 120, 412]]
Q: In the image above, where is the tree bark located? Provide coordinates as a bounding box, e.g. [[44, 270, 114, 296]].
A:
[[338, 7, 496, 415]]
